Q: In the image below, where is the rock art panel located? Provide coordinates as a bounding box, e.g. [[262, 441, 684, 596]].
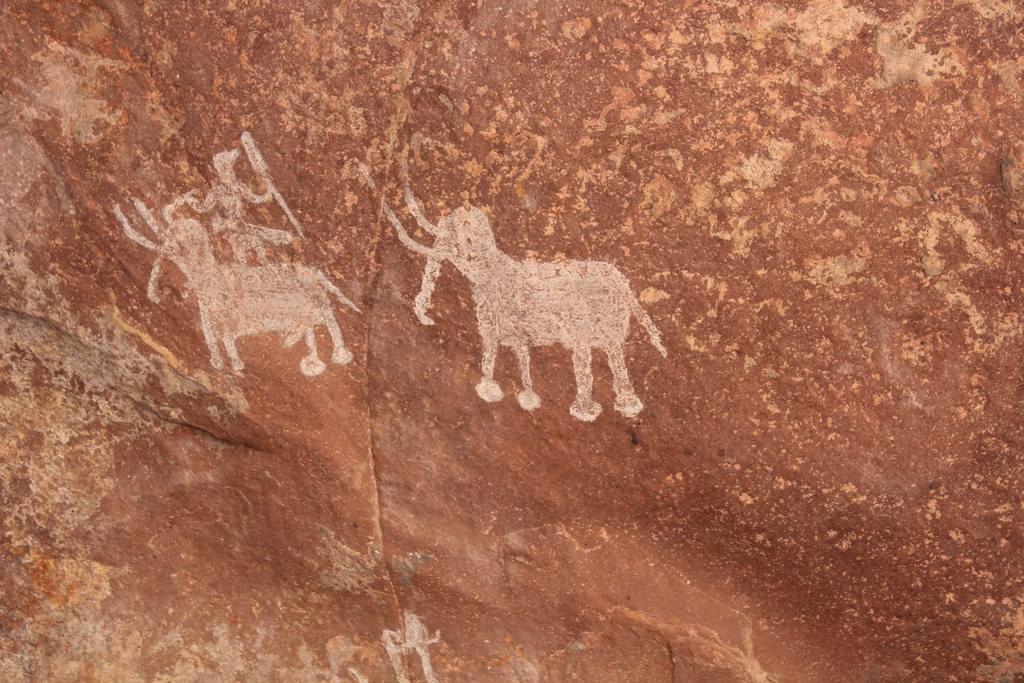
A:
[[3, 0, 1024, 681], [114, 132, 360, 377]]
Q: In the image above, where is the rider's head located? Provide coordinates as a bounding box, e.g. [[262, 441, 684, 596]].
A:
[[213, 149, 240, 181]]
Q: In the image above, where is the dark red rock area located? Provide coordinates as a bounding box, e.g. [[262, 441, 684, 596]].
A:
[[2, 1, 1024, 681]]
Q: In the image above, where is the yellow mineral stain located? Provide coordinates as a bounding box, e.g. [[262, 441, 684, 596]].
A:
[[639, 287, 670, 304], [108, 306, 184, 373]]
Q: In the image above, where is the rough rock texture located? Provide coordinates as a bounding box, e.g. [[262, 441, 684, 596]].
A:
[[2, 1, 1023, 681]]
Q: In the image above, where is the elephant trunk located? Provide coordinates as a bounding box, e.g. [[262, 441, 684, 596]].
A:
[[400, 153, 438, 236]]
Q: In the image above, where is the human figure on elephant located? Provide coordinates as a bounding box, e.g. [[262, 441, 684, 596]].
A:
[[185, 147, 294, 264]]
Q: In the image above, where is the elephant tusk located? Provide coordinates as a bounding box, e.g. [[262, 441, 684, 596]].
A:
[[358, 159, 438, 256], [114, 204, 160, 251], [383, 203, 437, 258]]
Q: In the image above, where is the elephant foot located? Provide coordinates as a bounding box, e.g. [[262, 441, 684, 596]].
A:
[[300, 356, 327, 376], [414, 297, 435, 325], [476, 378, 504, 402], [332, 347, 353, 365], [614, 393, 644, 418], [570, 397, 602, 422], [517, 389, 541, 411]]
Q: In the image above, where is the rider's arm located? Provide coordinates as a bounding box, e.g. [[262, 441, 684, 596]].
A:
[[186, 187, 220, 212], [239, 180, 274, 204], [249, 226, 293, 244]]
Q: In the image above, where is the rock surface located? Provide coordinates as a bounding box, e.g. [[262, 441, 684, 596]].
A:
[[2, 1, 1024, 681]]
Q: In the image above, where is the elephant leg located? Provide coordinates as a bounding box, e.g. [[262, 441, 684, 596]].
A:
[[569, 345, 602, 422], [607, 345, 643, 417], [413, 258, 441, 326], [199, 309, 225, 370], [324, 313, 353, 365], [224, 335, 245, 373], [416, 647, 440, 683], [299, 328, 326, 376], [513, 343, 540, 411], [475, 326, 503, 402]]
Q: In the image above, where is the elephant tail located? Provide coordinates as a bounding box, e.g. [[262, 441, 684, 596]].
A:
[[630, 292, 667, 357], [317, 271, 361, 313]]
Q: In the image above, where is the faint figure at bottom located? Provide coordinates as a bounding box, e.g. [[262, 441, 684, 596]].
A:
[[381, 610, 442, 683]]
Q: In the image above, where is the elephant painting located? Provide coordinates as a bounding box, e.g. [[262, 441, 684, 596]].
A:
[[115, 132, 360, 377]]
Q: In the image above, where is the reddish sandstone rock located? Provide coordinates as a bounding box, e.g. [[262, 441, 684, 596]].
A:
[[2, 1, 1024, 681]]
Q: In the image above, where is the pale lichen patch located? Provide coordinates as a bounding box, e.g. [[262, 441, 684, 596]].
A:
[[928, 211, 994, 265], [639, 287, 670, 304], [962, 0, 1019, 22], [803, 248, 870, 292], [746, 0, 876, 56], [561, 17, 592, 41], [736, 139, 794, 191], [874, 28, 964, 89], [21, 40, 126, 144]]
